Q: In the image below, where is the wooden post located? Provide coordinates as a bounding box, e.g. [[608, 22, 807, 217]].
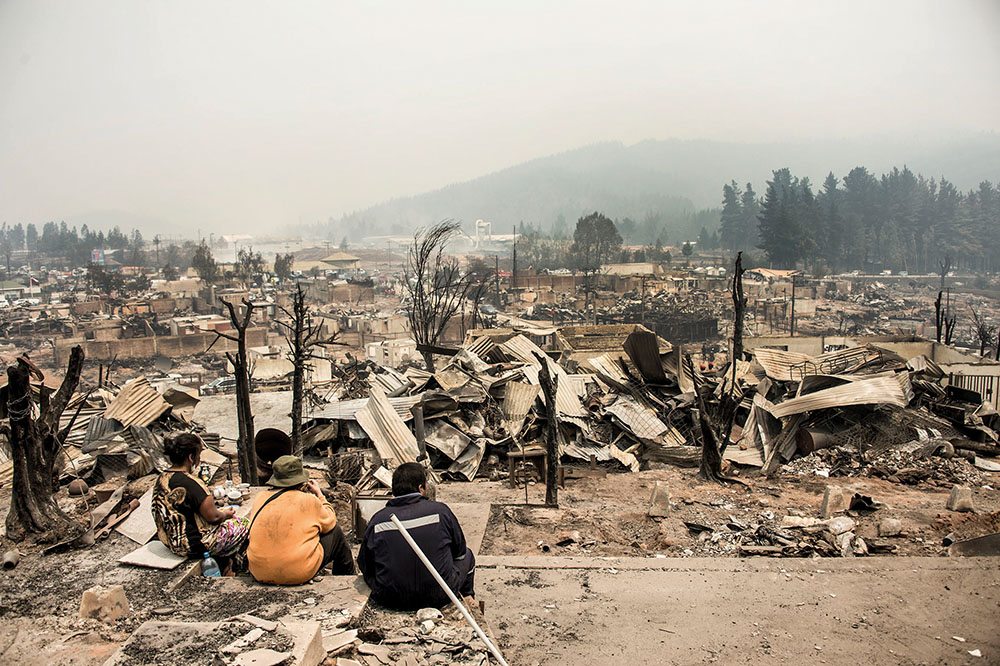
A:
[[412, 404, 427, 460]]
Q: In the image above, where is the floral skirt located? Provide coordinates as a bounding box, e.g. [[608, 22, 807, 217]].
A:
[[208, 517, 250, 557]]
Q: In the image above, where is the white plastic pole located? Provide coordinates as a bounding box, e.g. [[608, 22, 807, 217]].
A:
[[388, 513, 509, 666]]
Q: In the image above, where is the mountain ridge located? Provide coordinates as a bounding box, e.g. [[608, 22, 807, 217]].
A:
[[323, 135, 1000, 241]]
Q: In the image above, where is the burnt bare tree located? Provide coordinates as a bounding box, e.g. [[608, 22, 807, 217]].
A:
[[467, 275, 491, 331], [938, 254, 952, 291], [969, 308, 996, 357], [944, 311, 957, 346], [3, 348, 87, 543], [210, 298, 259, 484], [718, 252, 746, 455], [277, 284, 342, 454], [533, 352, 559, 507], [686, 353, 746, 487], [404, 221, 473, 371], [935, 291, 944, 343]]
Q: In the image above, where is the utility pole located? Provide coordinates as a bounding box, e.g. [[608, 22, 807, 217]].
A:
[[494, 255, 500, 306], [153, 235, 161, 268], [511, 226, 517, 297], [640, 275, 647, 327], [790, 275, 796, 336]]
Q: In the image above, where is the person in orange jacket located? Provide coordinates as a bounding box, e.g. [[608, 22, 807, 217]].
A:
[[246, 455, 355, 584]]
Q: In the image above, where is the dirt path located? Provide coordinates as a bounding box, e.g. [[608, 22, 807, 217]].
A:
[[479, 555, 1000, 665]]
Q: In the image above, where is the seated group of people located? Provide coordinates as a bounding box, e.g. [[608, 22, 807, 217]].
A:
[[151, 433, 475, 609]]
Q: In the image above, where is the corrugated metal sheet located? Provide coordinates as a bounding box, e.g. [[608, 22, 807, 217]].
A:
[[907, 354, 944, 379], [63, 407, 108, 447], [502, 381, 539, 437], [497, 334, 546, 367], [765, 375, 907, 418], [354, 387, 420, 466], [103, 377, 171, 427], [369, 366, 410, 397], [502, 334, 587, 417], [444, 438, 485, 481], [586, 353, 634, 392], [564, 441, 611, 462], [0, 443, 87, 484], [81, 415, 123, 452], [447, 348, 491, 374], [403, 367, 433, 393], [724, 394, 776, 467], [752, 348, 813, 382], [605, 395, 669, 440], [309, 394, 421, 421], [520, 364, 587, 417], [609, 442, 640, 472], [754, 346, 886, 382]]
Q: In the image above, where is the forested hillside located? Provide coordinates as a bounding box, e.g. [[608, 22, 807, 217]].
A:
[[320, 136, 999, 247], [725, 167, 1000, 273]]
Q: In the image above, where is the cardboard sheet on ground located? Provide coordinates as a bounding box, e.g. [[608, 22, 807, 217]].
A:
[[115, 487, 156, 544], [119, 539, 187, 569]]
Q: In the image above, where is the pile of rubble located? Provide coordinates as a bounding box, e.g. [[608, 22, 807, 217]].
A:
[[0, 375, 205, 487], [301, 323, 998, 521]]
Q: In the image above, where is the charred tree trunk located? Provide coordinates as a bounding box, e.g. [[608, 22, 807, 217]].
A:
[[5, 347, 87, 544], [289, 287, 307, 455], [534, 352, 559, 507], [278, 285, 343, 456], [939, 255, 951, 292], [935, 291, 944, 343], [687, 353, 746, 487], [718, 252, 746, 455], [219, 299, 259, 485], [421, 350, 436, 373]]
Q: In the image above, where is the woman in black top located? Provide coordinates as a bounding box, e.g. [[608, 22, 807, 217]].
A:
[[151, 433, 249, 574]]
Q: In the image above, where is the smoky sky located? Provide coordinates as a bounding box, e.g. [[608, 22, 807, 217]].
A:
[[1, 0, 998, 237]]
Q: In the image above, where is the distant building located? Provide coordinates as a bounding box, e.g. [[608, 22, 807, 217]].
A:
[[320, 252, 361, 271]]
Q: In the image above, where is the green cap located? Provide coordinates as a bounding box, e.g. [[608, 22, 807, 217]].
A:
[[266, 455, 309, 487]]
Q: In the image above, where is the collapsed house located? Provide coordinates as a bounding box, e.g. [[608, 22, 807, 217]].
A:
[[299, 325, 998, 503]]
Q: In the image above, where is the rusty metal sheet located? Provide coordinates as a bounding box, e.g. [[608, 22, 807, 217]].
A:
[[103, 377, 171, 428]]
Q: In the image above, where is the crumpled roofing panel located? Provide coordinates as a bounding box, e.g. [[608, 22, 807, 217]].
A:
[[354, 387, 420, 467], [765, 375, 907, 418], [103, 377, 171, 427]]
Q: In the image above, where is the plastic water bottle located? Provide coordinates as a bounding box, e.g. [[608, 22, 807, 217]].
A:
[[201, 552, 221, 577]]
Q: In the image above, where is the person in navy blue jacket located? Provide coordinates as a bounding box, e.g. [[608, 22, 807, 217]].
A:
[[358, 462, 475, 609]]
